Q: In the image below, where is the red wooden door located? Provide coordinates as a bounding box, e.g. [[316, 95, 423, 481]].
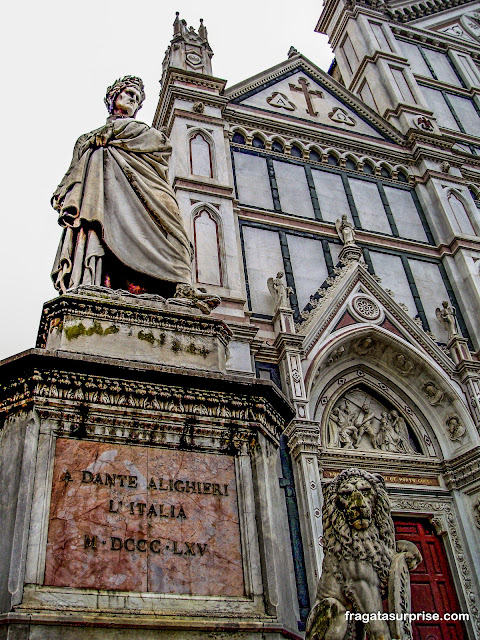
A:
[[394, 518, 468, 640]]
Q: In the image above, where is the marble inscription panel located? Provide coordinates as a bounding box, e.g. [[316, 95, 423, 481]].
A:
[[45, 439, 244, 596]]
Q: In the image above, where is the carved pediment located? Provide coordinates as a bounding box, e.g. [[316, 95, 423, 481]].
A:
[[297, 258, 455, 377], [226, 56, 403, 144]]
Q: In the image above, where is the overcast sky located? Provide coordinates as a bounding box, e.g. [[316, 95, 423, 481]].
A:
[[0, 1, 332, 361]]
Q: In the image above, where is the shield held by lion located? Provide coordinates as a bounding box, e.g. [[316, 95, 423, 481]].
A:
[[306, 468, 422, 640]]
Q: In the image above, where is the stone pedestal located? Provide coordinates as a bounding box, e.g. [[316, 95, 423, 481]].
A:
[[0, 292, 300, 640], [36, 286, 231, 373], [338, 244, 362, 264]]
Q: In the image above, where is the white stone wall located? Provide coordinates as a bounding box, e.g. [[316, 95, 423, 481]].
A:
[[287, 235, 329, 309], [274, 161, 315, 218], [233, 153, 273, 210]]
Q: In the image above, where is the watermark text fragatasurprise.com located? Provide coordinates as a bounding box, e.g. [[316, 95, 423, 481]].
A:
[[345, 611, 469, 623]]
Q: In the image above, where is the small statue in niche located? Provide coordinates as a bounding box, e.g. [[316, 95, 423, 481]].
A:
[[335, 214, 356, 246], [435, 301, 460, 340], [267, 272, 293, 310]]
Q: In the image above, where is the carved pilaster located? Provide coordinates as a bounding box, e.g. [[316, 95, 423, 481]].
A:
[[284, 419, 323, 599], [448, 335, 472, 365], [457, 361, 480, 430], [273, 332, 309, 420], [272, 307, 296, 336]]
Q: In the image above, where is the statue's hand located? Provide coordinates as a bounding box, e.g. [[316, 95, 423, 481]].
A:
[[87, 124, 114, 149], [92, 132, 110, 148]]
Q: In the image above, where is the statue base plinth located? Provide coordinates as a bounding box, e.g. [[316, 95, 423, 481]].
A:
[[447, 334, 472, 364], [0, 292, 296, 640], [36, 286, 232, 373], [338, 244, 362, 263]]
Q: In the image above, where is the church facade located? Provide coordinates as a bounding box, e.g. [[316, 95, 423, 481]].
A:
[[1, 2, 480, 639], [157, 3, 480, 639]]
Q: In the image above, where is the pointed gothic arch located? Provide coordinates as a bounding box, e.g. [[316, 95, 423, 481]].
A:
[[446, 188, 478, 236], [188, 129, 214, 178], [305, 325, 475, 460], [316, 369, 429, 456], [192, 204, 224, 287]]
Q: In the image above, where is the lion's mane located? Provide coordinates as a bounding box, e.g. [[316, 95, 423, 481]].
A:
[[322, 468, 395, 590]]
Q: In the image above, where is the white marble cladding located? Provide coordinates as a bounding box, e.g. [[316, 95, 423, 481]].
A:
[[287, 235, 329, 311], [273, 161, 315, 218], [233, 152, 273, 210], [311, 170, 352, 224], [408, 259, 451, 342], [369, 252, 417, 314], [383, 185, 428, 242], [242, 227, 284, 315]]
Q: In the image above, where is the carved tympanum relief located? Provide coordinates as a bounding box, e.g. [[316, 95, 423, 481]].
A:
[[327, 387, 419, 454]]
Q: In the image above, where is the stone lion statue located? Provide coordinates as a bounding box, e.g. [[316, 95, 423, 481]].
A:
[[306, 468, 421, 640]]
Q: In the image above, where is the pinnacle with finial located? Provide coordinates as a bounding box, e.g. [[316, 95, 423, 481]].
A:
[[198, 17, 207, 41], [173, 11, 181, 35]]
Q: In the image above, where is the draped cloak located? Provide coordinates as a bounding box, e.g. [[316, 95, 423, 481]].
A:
[[51, 117, 192, 290]]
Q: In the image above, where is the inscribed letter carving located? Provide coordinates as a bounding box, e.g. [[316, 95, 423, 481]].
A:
[[45, 439, 244, 596]]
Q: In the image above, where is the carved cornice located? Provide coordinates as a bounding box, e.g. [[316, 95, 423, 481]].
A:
[[0, 351, 294, 447], [390, 495, 480, 634], [386, 0, 477, 26], [1, 368, 284, 448], [172, 176, 235, 199], [273, 333, 305, 361], [319, 450, 444, 476], [284, 420, 321, 459], [36, 293, 233, 351], [227, 117, 413, 171], [154, 68, 227, 129], [444, 446, 480, 489]]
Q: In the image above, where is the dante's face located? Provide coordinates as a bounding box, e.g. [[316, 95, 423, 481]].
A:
[[114, 87, 142, 117]]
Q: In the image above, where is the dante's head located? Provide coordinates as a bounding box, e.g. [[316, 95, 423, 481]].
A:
[[104, 75, 146, 117]]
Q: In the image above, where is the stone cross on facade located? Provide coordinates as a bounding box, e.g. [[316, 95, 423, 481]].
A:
[[289, 77, 324, 116]]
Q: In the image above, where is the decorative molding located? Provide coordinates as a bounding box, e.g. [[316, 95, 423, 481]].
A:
[[225, 56, 404, 144], [444, 446, 480, 490], [284, 419, 321, 459], [349, 294, 384, 324], [386, 0, 477, 26], [297, 262, 456, 378], [0, 367, 286, 450], [36, 291, 232, 352]]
